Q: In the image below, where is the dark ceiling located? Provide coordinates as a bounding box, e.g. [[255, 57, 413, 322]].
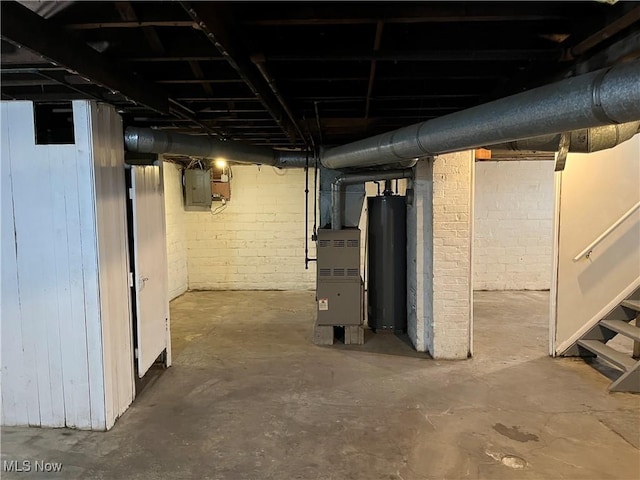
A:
[[2, 1, 640, 150]]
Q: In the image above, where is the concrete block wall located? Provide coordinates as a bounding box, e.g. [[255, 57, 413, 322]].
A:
[[163, 162, 189, 300], [186, 165, 316, 290], [431, 151, 474, 359], [474, 160, 555, 290]]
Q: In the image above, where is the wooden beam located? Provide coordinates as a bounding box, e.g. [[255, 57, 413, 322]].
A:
[[125, 56, 225, 63], [571, 5, 640, 57], [1, 1, 170, 113], [243, 15, 566, 26], [188, 60, 213, 95], [365, 20, 384, 119], [181, 2, 298, 143], [66, 21, 195, 29], [283, 73, 505, 82], [155, 78, 245, 84], [176, 97, 260, 102], [266, 49, 561, 62], [115, 2, 165, 55]]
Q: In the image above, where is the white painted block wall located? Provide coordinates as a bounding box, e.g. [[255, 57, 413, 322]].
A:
[[186, 165, 316, 290], [163, 161, 189, 300], [474, 161, 555, 290]]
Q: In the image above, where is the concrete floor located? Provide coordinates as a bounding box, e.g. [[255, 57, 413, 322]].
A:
[[2, 291, 639, 480]]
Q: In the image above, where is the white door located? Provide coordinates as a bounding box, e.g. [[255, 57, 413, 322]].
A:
[[130, 165, 171, 377]]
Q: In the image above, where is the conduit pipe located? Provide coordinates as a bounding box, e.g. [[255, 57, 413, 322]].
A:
[[486, 121, 640, 153], [331, 169, 413, 230], [321, 60, 640, 169], [124, 127, 309, 168]]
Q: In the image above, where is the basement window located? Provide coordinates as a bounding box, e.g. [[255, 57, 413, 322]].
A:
[[34, 102, 75, 145]]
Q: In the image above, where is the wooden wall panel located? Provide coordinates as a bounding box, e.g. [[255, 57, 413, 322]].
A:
[[88, 102, 134, 429]]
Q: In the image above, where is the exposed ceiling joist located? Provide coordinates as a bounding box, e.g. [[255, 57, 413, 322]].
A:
[[265, 50, 561, 63], [570, 4, 640, 57], [188, 60, 213, 95], [66, 20, 195, 29], [115, 2, 165, 55], [181, 1, 300, 144], [1, 1, 169, 113], [125, 56, 224, 63], [241, 4, 569, 27], [244, 15, 565, 26]]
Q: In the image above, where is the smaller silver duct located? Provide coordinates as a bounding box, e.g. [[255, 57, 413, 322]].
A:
[[124, 127, 310, 168], [331, 170, 413, 230], [487, 121, 640, 153]]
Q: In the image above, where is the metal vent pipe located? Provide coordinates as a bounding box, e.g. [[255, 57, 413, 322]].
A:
[[321, 60, 640, 169], [486, 121, 640, 153], [125, 61, 640, 171], [331, 170, 413, 230], [124, 127, 310, 168]]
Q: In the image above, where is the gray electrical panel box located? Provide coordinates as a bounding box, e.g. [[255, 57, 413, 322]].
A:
[[184, 169, 212, 211], [316, 228, 363, 326]]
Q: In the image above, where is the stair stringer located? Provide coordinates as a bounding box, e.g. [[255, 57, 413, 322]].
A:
[[558, 277, 640, 356], [609, 361, 640, 392]]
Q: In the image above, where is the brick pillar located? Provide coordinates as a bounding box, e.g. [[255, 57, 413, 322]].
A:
[[406, 160, 433, 352], [430, 151, 474, 359]]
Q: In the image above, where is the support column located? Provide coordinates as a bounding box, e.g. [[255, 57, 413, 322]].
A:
[[407, 160, 433, 352], [430, 151, 474, 359], [407, 151, 474, 358]]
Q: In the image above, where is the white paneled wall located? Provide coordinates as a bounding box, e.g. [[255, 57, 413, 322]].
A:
[[1, 101, 133, 430], [163, 162, 188, 299], [91, 103, 135, 426], [186, 165, 316, 290], [474, 160, 555, 290]]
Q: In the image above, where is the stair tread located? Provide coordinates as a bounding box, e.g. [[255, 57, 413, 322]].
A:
[[621, 299, 640, 312], [600, 319, 640, 342], [577, 339, 636, 371]]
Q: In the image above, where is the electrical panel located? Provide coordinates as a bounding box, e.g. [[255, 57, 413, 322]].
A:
[[316, 228, 363, 326], [184, 169, 211, 211]]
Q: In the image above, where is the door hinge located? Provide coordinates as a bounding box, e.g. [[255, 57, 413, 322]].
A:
[[128, 187, 133, 200], [129, 272, 134, 288], [134, 347, 139, 359]]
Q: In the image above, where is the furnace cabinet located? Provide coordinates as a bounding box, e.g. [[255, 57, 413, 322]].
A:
[[316, 228, 363, 326]]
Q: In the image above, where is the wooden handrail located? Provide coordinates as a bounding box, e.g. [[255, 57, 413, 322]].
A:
[[573, 201, 640, 262]]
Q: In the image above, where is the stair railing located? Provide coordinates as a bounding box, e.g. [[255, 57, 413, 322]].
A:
[[573, 200, 640, 262]]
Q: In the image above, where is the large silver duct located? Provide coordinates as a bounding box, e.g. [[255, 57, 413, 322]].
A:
[[125, 61, 640, 170], [487, 121, 640, 153], [331, 170, 413, 230], [124, 127, 310, 168], [321, 60, 640, 169]]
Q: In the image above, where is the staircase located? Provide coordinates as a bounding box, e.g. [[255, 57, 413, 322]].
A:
[[564, 291, 640, 393]]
